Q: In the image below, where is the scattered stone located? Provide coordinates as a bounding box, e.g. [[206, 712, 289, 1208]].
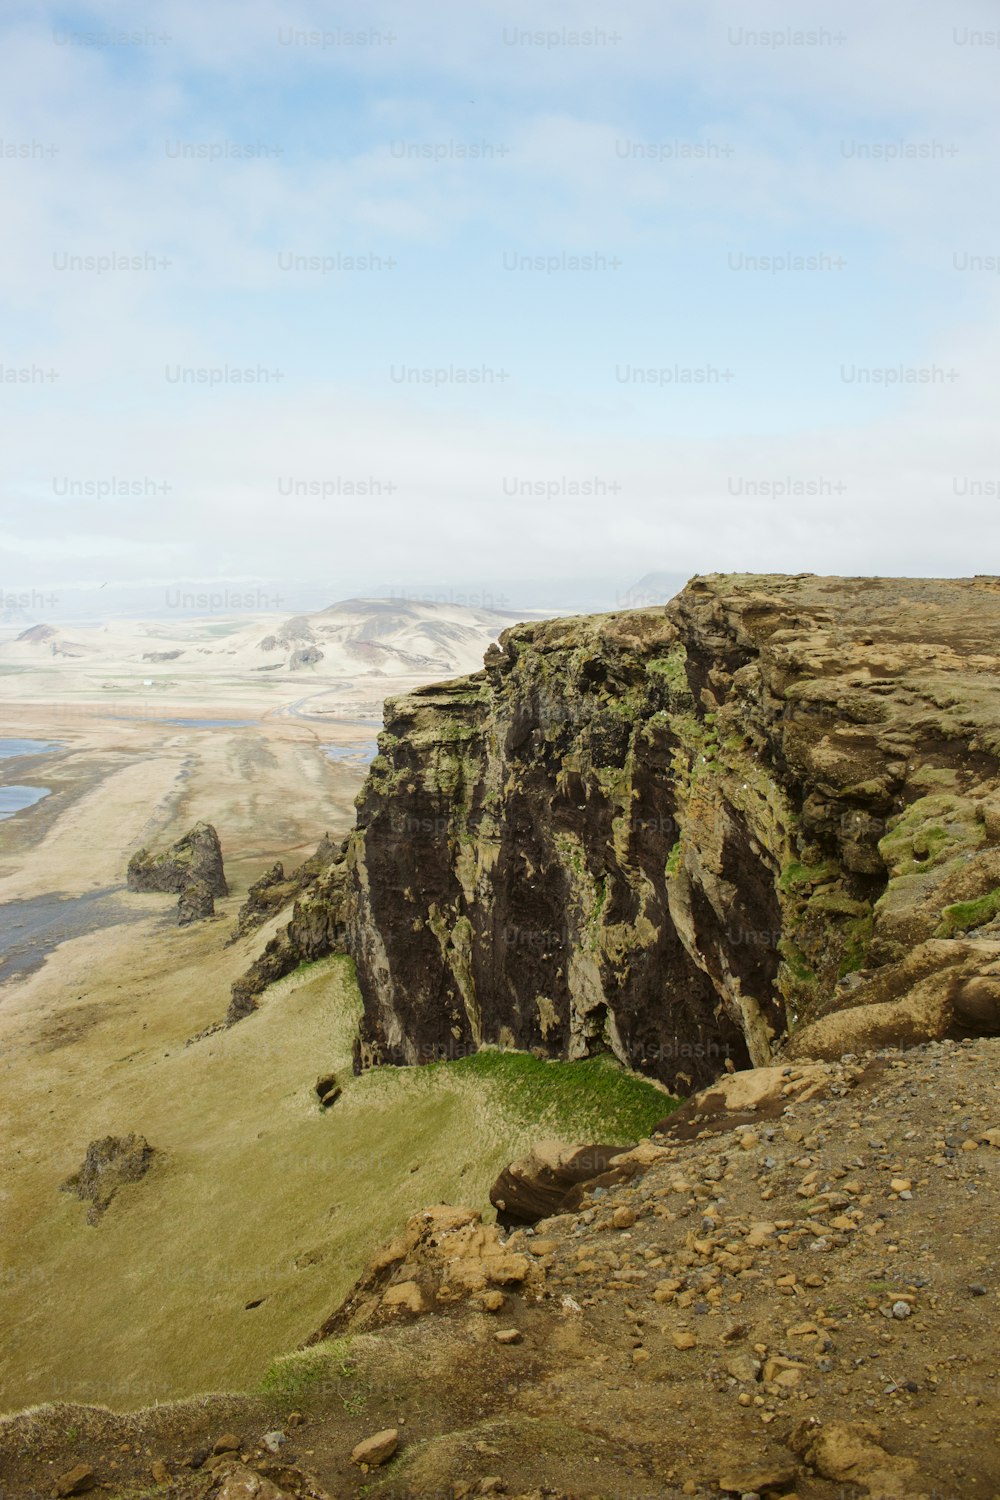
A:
[[150, 1459, 170, 1484], [494, 1328, 522, 1344], [612, 1206, 636, 1229], [213, 1434, 242, 1455], [351, 1428, 399, 1468], [261, 1431, 285, 1453], [672, 1330, 697, 1350]]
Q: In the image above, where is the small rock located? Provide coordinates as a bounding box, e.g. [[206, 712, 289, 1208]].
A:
[[351, 1428, 399, 1468], [672, 1330, 697, 1350], [612, 1206, 636, 1229], [891, 1300, 912, 1319], [968, 1283, 988, 1297], [214, 1434, 242, 1455], [480, 1289, 506, 1312], [494, 1328, 522, 1344], [53, 1466, 97, 1497], [216, 1468, 289, 1500], [476, 1480, 506, 1495], [287, 1411, 305, 1427], [150, 1459, 171, 1484], [889, 1178, 912, 1193], [261, 1431, 286, 1453], [314, 1073, 338, 1099]]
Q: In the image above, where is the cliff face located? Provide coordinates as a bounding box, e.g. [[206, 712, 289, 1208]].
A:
[[236, 575, 1000, 1090]]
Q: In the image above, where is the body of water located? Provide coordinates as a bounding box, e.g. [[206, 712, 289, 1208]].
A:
[[322, 742, 379, 764], [0, 889, 144, 986], [0, 786, 50, 819], [162, 718, 257, 728], [0, 737, 61, 758]]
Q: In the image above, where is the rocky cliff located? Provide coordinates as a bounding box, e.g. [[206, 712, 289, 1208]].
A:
[[234, 575, 1000, 1090]]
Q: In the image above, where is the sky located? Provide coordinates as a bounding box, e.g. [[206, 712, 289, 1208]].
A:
[[2, 0, 999, 615]]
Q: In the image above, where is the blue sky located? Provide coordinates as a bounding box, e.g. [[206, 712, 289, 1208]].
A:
[[2, 0, 999, 608]]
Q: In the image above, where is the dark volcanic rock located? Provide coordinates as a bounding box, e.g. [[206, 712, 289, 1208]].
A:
[[177, 879, 215, 925], [228, 836, 339, 945], [62, 1133, 155, 1224], [127, 822, 228, 898], [235, 576, 1000, 1087]]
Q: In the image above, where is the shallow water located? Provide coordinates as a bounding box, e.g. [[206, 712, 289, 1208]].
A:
[[322, 741, 379, 764], [0, 786, 50, 819], [162, 718, 257, 728], [0, 888, 145, 986], [0, 737, 60, 758]]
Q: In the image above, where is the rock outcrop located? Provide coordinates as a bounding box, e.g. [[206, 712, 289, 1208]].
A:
[[235, 575, 1000, 1088], [128, 822, 228, 899], [227, 836, 339, 945], [61, 1134, 155, 1225], [177, 879, 216, 926]]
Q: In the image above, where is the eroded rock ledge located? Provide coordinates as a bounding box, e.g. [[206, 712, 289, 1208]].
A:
[[234, 574, 1000, 1088]]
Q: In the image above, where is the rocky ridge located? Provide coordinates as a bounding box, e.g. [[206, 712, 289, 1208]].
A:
[[233, 575, 1000, 1089]]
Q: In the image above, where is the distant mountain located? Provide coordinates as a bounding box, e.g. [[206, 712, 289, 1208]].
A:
[[255, 597, 520, 676], [10, 623, 90, 658], [0, 599, 520, 682]]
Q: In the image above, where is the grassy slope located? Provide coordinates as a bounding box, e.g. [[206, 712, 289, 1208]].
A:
[[0, 954, 670, 1414]]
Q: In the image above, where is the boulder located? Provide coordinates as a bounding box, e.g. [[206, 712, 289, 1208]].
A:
[[127, 821, 228, 897]]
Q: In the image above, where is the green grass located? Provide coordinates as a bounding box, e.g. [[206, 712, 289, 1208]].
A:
[[260, 1337, 361, 1406], [419, 1049, 677, 1142], [646, 646, 690, 693], [935, 886, 1000, 938], [779, 860, 837, 894], [1, 950, 679, 1413], [665, 839, 682, 876], [880, 794, 984, 877]]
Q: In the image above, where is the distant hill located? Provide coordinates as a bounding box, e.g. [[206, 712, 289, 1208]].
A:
[[0, 598, 520, 680]]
